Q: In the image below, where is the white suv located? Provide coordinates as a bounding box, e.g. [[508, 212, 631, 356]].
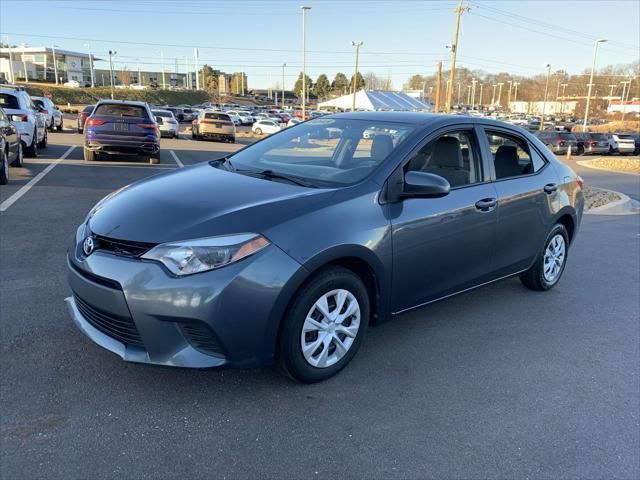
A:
[[31, 96, 63, 132], [0, 86, 47, 158]]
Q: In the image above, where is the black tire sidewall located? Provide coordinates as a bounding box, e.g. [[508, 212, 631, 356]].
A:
[[0, 148, 8, 184], [280, 267, 369, 383]]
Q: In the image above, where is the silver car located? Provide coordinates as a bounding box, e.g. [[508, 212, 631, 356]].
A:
[[152, 109, 180, 138]]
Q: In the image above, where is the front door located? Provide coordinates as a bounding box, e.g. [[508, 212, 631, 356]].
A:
[[389, 127, 498, 312]]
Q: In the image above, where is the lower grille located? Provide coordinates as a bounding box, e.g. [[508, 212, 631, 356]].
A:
[[180, 323, 223, 357], [74, 295, 144, 348]]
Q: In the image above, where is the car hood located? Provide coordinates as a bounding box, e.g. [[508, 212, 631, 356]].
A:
[[88, 162, 336, 244]]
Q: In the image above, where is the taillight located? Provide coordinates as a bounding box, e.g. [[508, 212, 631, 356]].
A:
[[13, 114, 28, 122], [587, 140, 597, 145], [79, 113, 88, 119], [557, 140, 565, 146], [41, 109, 49, 115], [576, 176, 585, 189], [86, 119, 106, 126]]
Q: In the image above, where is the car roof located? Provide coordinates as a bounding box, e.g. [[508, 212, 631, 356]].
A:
[[96, 99, 149, 107]]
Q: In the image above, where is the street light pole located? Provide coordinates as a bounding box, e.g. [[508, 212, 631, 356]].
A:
[[607, 84, 616, 110], [108, 50, 116, 99], [583, 38, 607, 131], [52, 44, 59, 85], [471, 78, 477, 109], [513, 81, 520, 104], [507, 80, 513, 111], [21, 45, 29, 82], [491, 84, 497, 105], [620, 79, 632, 121], [479, 83, 483, 109], [497, 82, 504, 107], [560, 83, 568, 114], [301, 6, 311, 120], [281, 63, 286, 107], [160, 50, 166, 89], [540, 63, 551, 130], [351, 41, 363, 111], [3, 35, 14, 83], [84, 43, 94, 87]]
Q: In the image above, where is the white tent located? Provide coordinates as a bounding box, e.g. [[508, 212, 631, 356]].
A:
[[318, 90, 432, 111]]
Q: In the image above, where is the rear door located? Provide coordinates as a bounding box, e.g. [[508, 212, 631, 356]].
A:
[[477, 126, 560, 277]]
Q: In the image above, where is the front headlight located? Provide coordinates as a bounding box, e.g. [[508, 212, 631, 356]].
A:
[[141, 233, 270, 276]]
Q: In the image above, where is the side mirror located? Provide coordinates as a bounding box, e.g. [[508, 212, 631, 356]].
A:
[[401, 171, 450, 198]]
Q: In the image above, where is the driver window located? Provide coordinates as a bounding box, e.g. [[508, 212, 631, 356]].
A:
[[404, 131, 481, 188]]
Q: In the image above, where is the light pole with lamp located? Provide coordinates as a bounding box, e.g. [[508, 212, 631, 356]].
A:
[[351, 41, 363, 111], [301, 6, 311, 119], [108, 50, 117, 99], [582, 38, 607, 131], [84, 43, 95, 87], [51, 44, 60, 85]]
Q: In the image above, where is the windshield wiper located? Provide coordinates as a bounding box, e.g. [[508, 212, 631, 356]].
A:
[[235, 169, 315, 188]]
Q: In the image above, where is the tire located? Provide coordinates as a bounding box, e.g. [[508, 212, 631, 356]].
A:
[[254, 128, 262, 135], [24, 134, 37, 158], [278, 266, 369, 383], [191, 128, 196, 139], [150, 152, 160, 164], [10, 142, 23, 167], [56, 122, 63, 132], [83, 147, 97, 162], [0, 148, 8, 185], [228, 136, 235, 143], [37, 129, 47, 149], [520, 223, 569, 291], [78, 128, 83, 134]]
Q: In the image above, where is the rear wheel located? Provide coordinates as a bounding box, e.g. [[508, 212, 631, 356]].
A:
[[10, 142, 23, 167], [83, 147, 97, 162], [228, 136, 235, 143], [254, 128, 262, 135], [37, 129, 47, 149], [24, 132, 38, 158], [0, 148, 8, 185], [56, 121, 63, 132], [150, 152, 160, 164], [279, 266, 369, 383], [520, 223, 569, 291]]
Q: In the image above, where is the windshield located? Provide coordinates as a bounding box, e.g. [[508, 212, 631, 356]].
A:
[[227, 117, 414, 186]]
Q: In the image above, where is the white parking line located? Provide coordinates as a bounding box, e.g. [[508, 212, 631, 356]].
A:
[[0, 145, 76, 212], [170, 150, 184, 168]]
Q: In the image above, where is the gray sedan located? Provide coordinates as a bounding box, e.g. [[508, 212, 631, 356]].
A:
[[66, 112, 584, 382]]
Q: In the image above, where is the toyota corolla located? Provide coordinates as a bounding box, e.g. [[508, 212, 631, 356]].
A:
[[66, 112, 584, 382]]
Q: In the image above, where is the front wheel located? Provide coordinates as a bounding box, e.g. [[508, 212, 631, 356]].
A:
[[520, 223, 569, 291], [56, 122, 63, 132], [24, 134, 37, 158], [278, 266, 369, 383]]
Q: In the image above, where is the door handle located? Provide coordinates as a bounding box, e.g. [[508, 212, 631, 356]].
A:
[[543, 183, 558, 194], [475, 198, 497, 211]]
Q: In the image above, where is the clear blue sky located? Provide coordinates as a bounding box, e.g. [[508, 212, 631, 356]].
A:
[[1, 0, 638, 89]]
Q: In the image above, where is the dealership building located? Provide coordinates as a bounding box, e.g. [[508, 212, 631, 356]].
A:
[[0, 46, 99, 84]]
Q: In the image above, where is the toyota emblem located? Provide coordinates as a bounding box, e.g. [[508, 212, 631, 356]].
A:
[[83, 236, 95, 256]]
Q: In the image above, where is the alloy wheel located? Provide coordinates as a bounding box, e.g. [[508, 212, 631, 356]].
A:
[[543, 234, 566, 283], [301, 289, 361, 368]]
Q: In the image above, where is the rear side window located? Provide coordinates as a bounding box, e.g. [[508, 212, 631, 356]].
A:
[[485, 131, 545, 179], [94, 104, 147, 118], [83, 105, 95, 113], [33, 99, 45, 108], [204, 113, 230, 121], [0, 94, 20, 110]]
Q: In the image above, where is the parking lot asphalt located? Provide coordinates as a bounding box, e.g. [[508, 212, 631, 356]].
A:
[[1, 132, 639, 479]]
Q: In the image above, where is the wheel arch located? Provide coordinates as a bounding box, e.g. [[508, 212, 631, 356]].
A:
[[264, 245, 391, 364]]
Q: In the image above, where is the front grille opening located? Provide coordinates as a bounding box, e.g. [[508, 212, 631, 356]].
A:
[[180, 322, 224, 357], [94, 235, 155, 258], [74, 294, 144, 348]]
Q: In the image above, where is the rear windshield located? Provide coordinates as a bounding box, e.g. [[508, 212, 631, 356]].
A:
[[153, 111, 173, 118], [204, 113, 230, 121], [94, 104, 147, 118], [590, 133, 607, 140], [0, 94, 20, 110], [617, 134, 634, 139], [558, 133, 577, 140]]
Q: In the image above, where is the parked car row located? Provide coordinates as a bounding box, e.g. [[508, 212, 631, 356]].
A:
[[0, 85, 51, 183], [533, 130, 639, 156]]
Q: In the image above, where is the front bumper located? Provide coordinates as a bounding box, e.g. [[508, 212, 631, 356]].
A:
[[66, 226, 304, 368]]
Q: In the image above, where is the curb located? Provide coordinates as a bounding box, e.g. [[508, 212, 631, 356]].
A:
[[585, 189, 640, 216], [576, 159, 640, 176]]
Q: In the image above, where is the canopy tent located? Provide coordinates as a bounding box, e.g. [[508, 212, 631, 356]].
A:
[[318, 90, 432, 111]]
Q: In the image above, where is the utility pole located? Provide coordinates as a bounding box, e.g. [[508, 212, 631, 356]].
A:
[[507, 80, 513, 111], [559, 83, 568, 114], [351, 41, 363, 111], [479, 83, 483, 109], [540, 63, 551, 130], [160, 51, 166, 89], [620, 79, 632, 121], [137, 59, 142, 86], [21, 45, 29, 82], [491, 84, 497, 105], [497, 82, 504, 107], [194, 48, 200, 90], [301, 6, 311, 119], [108, 50, 116, 99], [471, 78, 477, 109], [241, 71, 245, 96], [457, 82, 462, 106], [445, 1, 470, 112], [281, 63, 286, 107], [583, 38, 607, 130], [607, 84, 616, 110], [466, 85, 472, 105], [84, 43, 95, 87], [52, 44, 59, 85], [435, 61, 442, 112]]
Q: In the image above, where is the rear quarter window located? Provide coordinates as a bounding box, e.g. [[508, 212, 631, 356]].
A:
[[94, 104, 147, 118], [0, 94, 20, 110]]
